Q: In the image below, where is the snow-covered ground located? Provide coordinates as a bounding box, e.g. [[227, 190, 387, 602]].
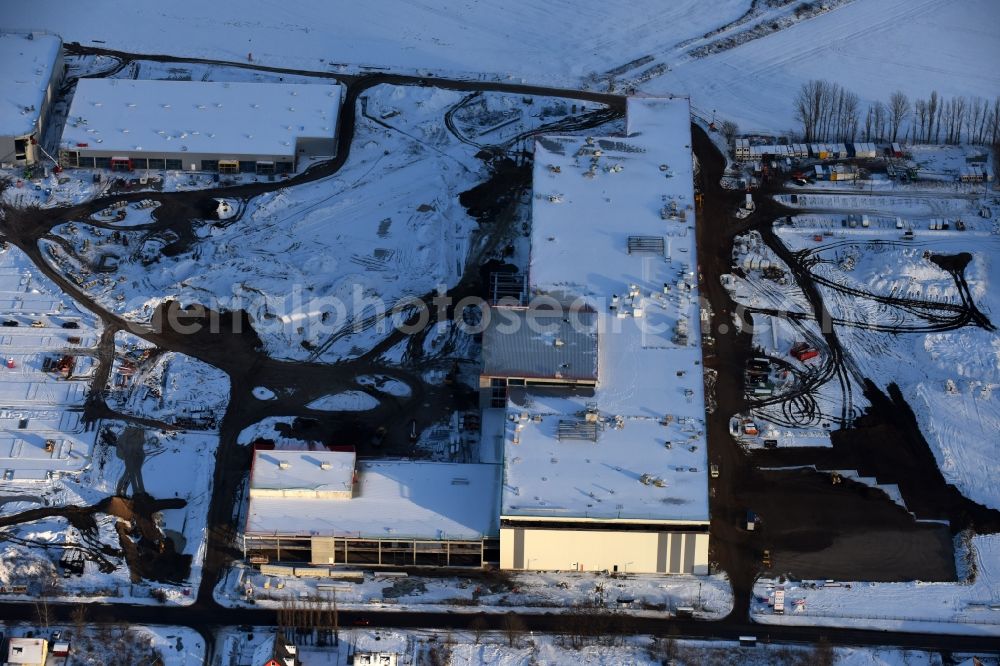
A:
[[216, 626, 957, 666], [0, 623, 204, 665], [0, 422, 217, 605], [752, 534, 1000, 636], [43, 85, 609, 361], [110, 333, 229, 428], [7, 0, 998, 134], [774, 209, 1000, 510], [215, 564, 733, 620]]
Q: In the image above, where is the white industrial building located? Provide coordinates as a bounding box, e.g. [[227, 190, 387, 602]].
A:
[[4, 637, 48, 666], [242, 448, 501, 568], [491, 97, 711, 575], [0, 31, 63, 167], [59, 78, 342, 174]]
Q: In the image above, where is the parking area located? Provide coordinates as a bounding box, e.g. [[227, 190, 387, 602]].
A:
[[0, 243, 100, 484]]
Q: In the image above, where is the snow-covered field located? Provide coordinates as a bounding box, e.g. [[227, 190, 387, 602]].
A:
[[111, 333, 229, 428], [774, 211, 1000, 510], [0, 623, 205, 665], [8, 0, 999, 133], [752, 534, 1000, 636], [216, 564, 733, 620]]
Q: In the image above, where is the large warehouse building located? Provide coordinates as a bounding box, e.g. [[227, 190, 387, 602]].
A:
[[0, 31, 63, 167], [59, 78, 342, 174], [495, 97, 710, 575], [242, 448, 501, 568]]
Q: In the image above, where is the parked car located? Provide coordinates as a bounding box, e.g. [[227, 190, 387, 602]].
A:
[[710, 463, 720, 478], [61, 321, 80, 329], [2, 320, 18, 327]]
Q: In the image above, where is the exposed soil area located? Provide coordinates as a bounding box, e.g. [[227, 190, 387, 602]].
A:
[[691, 125, 992, 618], [0, 493, 187, 582]]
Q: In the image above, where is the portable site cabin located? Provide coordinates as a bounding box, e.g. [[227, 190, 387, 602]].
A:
[[960, 166, 985, 183], [830, 164, 858, 181], [735, 138, 750, 160], [773, 588, 785, 614], [810, 144, 826, 159], [853, 142, 877, 158], [814, 164, 827, 180]]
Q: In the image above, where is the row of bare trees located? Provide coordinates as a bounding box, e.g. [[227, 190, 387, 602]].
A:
[[794, 80, 861, 143], [796, 79, 1000, 146]]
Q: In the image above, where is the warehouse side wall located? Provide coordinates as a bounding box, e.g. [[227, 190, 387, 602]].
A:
[[499, 527, 709, 574]]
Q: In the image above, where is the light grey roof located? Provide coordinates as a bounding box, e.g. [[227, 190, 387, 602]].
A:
[[0, 32, 61, 137], [482, 307, 598, 381]]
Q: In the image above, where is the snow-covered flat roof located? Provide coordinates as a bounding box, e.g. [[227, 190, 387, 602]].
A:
[[503, 412, 708, 523], [0, 32, 61, 138], [505, 96, 708, 524], [249, 449, 356, 499], [61, 79, 342, 158], [530, 98, 696, 302], [6, 637, 46, 664], [246, 460, 500, 540]]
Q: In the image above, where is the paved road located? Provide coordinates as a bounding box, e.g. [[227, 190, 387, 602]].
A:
[[1, 598, 999, 653]]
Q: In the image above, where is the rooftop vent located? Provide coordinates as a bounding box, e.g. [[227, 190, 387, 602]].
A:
[[320, 462, 332, 470], [451, 477, 470, 485], [627, 236, 665, 255], [278, 461, 290, 469], [558, 419, 599, 442]]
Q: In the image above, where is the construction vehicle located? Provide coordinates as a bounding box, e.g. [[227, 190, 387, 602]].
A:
[[790, 342, 819, 362]]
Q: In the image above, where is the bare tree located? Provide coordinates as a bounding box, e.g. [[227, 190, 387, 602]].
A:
[[470, 615, 489, 643], [814, 636, 835, 666], [720, 120, 739, 146], [502, 613, 527, 648], [795, 80, 828, 142], [888, 90, 910, 142], [841, 90, 860, 141], [873, 101, 887, 141], [914, 98, 928, 144], [953, 96, 968, 143], [988, 97, 1000, 145], [928, 90, 940, 142]]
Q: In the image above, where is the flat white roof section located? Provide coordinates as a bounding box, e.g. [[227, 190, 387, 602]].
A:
[[246, 459, 500, 540], [249, 449, 356, 500], [61, 79, 342, 158], [0, 32, 61, 138], [503, 413, 709, 522], [505, 96, 708, 525]]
